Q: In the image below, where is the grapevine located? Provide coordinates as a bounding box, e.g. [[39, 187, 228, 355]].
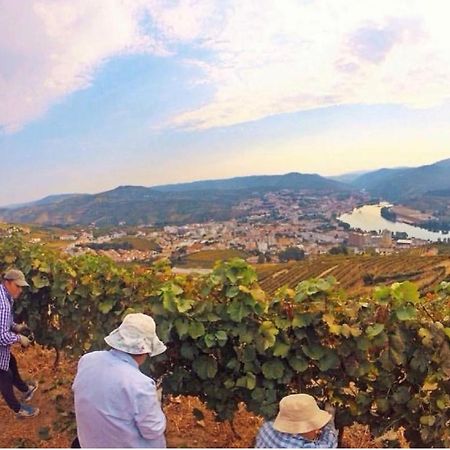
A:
[[1, 232, 449, 447]]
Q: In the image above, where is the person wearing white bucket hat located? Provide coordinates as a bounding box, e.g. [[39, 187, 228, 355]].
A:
[[72, 313, 167, 448], [255, 394, 338, 448]]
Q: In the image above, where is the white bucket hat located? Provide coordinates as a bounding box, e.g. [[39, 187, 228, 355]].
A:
[[273, 394, 332, 434], [104, 313, 167, 356]]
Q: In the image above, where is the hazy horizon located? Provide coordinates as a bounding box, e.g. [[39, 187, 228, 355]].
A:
[[1, 1, 450, 205], [3, 157, 448, 208]]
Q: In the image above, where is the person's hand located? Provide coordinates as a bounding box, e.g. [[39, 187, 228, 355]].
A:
[[156, 387, 163, 403], [13, 323, 29, 333], [18, 334, 32, 348], [324, 402, 336, 418]]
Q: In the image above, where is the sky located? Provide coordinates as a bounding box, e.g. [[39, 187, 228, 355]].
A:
[[1, 0, 450, 206]]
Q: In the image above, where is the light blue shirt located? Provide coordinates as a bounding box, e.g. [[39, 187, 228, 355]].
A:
[[72, 349, 166, 448]]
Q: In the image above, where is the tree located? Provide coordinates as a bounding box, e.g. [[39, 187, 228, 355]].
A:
[[279, 247, 305, 262], [328, 245, 348, 255]]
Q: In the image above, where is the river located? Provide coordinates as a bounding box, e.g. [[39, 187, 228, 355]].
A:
[[338, 203, 449, 242]]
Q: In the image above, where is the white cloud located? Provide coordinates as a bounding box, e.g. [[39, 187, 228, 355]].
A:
[[167, 0, 450, 129], [2, 0, 450, 133], [0, 0, 164, 132]]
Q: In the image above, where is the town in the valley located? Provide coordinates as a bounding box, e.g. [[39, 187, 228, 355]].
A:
[[4, 190, 446, 266]]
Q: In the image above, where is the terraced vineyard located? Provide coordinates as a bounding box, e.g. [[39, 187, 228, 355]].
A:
[[258, 253, 450, 295], [177, 249, 249, 268]]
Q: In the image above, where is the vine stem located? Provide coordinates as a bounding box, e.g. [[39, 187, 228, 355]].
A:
[[53, 347, 60, 369], [419, 304, 436, 322]]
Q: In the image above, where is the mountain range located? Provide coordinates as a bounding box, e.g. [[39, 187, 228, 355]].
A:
[[0, 173, 349, 226], [351, 158, 450, 200], [1, 158, 449, 226]]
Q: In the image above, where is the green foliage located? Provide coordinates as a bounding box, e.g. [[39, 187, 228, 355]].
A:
[[2, 232, 450, 447], [278, 246, 305, 262]]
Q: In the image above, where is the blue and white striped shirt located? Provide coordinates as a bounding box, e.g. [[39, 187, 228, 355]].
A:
[[256, 421, 338, 448], [0, 284, 20, 371]]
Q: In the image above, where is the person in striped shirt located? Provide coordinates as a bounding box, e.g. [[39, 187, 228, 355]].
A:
[[255, 394, 338, 448], [0, 269, 39, 418]]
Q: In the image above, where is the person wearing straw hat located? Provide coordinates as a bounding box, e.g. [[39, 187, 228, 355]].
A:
[[255, 394, 338, 448], [72, 313, 167, 448], [0, 268, 39, 418]]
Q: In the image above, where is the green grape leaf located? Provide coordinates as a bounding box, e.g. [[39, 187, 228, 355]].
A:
[[366, 323, 384, 339], [98, 299, 115, 314], [188, 321, 205, 339], [395, 305, 417, 321], [174, 318, 189, 337], [392, 281, 420, 304], [261, 360, 285, 380], [272, 341, 290, 358], [392, 386, 410, 404], [301, 344, 325, 360], [180, 342, 197, 360], [373, 286, 391, 305], [356, 336, 371, 351], [171, 284, 184, 296], [292, 313, 314, 328], [443, 328, 450, 340], [410, 350, 428, 372], [32, 274, 50, 289], [376, 398, 390, 413], [317, 350, 340, 371], [215, 330, 228, 346], [250, 287, 266, 303], [175, 297, 195, 313], [258, 321, 279, 350], [162, 292, 177, 313], [204, 333, 216, 348], [251, 387, 265, 402], [226, 286, 240, 298], [236, 372, 256, 390], [223, 379, 235, 389], [288, 355, 308, 372], [193, 356, 218, 380], [227, 300, 248, 322]]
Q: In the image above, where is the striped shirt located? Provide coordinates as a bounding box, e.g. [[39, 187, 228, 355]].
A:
[[0, 284, 20, 371], [256, 421, 338, 448]]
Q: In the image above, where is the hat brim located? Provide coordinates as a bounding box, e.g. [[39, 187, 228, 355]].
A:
[[10, 279, 29, 287], [104, 329, 167, 356], [273, 409, 331, 434]]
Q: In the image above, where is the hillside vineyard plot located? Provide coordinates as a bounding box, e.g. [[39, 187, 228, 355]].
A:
[[258, 255, 450, 295]]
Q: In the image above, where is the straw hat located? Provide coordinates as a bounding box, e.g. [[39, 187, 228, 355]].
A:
[[104, 313, 166, 356], [273, 394, 332, 434]]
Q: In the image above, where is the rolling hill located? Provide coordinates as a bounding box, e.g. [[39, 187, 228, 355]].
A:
[[0, 172, 350, 226], [351, 158, 450, 200]]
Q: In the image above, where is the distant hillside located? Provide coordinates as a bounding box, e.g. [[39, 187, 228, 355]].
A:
[[3, 194, 83, 210], [351, 159, 450, 200], [153, 172, 345, 192], [0, 172, 350, 226], [328, 170, 371, 184]]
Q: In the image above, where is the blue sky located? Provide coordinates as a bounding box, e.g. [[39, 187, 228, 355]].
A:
[[1, 0, 450, 206]]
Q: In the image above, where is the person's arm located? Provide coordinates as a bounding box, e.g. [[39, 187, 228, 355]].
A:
[[134, 381, 167, 441], [0, 299, 20, 346]]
